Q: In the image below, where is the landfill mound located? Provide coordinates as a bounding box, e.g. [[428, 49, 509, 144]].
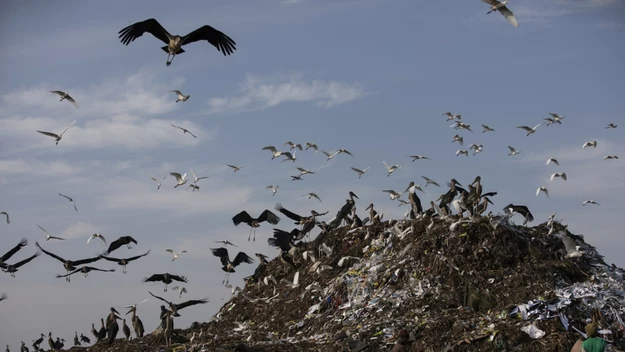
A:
[[71, 215, 624, 351]]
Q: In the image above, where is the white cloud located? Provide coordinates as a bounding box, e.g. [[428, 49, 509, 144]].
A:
[[206, 73, 367, 114], [0, 71, 214, 152], [0, 159, 82, 177]]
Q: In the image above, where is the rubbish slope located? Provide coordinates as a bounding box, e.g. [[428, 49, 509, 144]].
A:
[[72, 215, 625, 351]]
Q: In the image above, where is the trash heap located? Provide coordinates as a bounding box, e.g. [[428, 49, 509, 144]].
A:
[[79, 215, 625, 352]]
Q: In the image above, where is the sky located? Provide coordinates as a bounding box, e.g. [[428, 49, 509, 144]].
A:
[[0, 0, 624, 348]]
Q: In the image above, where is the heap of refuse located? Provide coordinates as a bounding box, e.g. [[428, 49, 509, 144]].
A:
[[79, 214, 625, 352]]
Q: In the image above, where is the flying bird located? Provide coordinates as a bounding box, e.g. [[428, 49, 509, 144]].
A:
[[481, 0, 518, 28], [350, 167, 370, 179], [151, 176, 167, 190], [582, 200, 601, 206], [383, 161, 402, 177], [165, 249, 187, 261], [262, 146, 285, 159], [148, 291, 208, 317], [101, 250, 151, 274], [303, 193, 322, 203], [37, 120, 76, 145], [142, 273, 188, 292], [322, 150, 340, 161], [516, 124, 541, 136], [536, 187, 549, 198], [421, 176, 440, 187], [481, 124, 495, 133], [606, 123, 617, 129], [408, 155, 430, 162], [171, 286, 188, 298], [557, 233, 586, 259], [169, 90, 190, 103], [503, 204, 534, 225], [582, 141, 597, 149], [604, 155, 619, 160], [0, 212, 9, 224], [215, 240, 237, 247], [37, 224, 65, 241], [456, 150, 469, 157], [296, 167, 315, 176], [50, 91, 78, 108], [382, 190, 403, 200], [105, 236, 138, 255], [507, 146, 520, 156], [226, 164, 249, 173], [87, 233, 107, 245], [550, 172, 567, 182], [118, 18, 236, 66], [336, 149, 355, 158], [58, 193, 78, 212], [35, 242, 103, 281], [305, 142, 318, 152], [266, 185, 279, 196], [442, 112, 461, 121], [452, 134, 464, 145], [284, 141, 303, 151], [546, 158, 559, 166], [170, 172, 188, 188], [189, 168, 209, 184], [1, 251, 40, 277], [210, 247, 254, 285], [170, 124, 197, 138], [55, 266, 116, 279], [232, 210, 281, 241]]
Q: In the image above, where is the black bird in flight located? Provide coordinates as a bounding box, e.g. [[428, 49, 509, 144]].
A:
[[118, 18, 237, 66], [232, 209, 281, 242], [148, 291, 208, 317], [105, 236, 138, 255], [142, 273, 188, 292], [210, 247, 254, 285]]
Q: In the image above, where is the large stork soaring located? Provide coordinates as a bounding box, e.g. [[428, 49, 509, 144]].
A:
[[118, 18, 237, 66]]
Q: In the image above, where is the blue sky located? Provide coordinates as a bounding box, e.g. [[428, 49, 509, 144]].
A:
[[1, 0, 624, 348]]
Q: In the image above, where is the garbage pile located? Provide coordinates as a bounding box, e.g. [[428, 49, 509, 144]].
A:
[[79, 215, 625, 352]]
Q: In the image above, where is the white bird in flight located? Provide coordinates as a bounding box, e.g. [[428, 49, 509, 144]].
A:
[[481, 0, 518, 28], [557, 233, 586, 258], [226, 164, 249, 173], [215, 240, 237, 247], [507, 146, 520, 156], [189, 168, 209, 184], [582, 141, 597, 149], [303, 193, 322, 203], [456, 149, 469, 157], [452, 134, 464, 145], [169, 90, 190, 103], [284, 141, 303, 151], [546, 158, 559, 166], [582, 200, 600, 206], [170, 172, 188, 188], [383, 161, 402, 177], [262, 146, 285, 159], [442, 112, 461, 121], [304, 142, 318, 152], [151, 176, 167, 190], [481, 124, 495, 133], [382, 190, 403, 200], [408, 155, 430, 162], [550, 172, 567, 182], [296, 167, 315, 176], [87, 233, 107, 245], [516, 124, 541, 136], [536, 187, 549, 198], [350, 167, 370, 179], [37, 120, 76, 145], [170, 124, 197, 138], [280, 151, 297, 163], [421, 176, 440, 187], [171, 286, 188, 298], [322, 150, 340, 161], [165, 249, 187, 261], [0, 212, 10, 224], [37, 224, 65, 241], [266, 185, 279, 196], [50, 90, 78, 108], [58, 193, 78, 212]]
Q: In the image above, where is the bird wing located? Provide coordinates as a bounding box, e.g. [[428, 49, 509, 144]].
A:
[[175, 298, 209, 311], [50, 90, 65, 96], [351, 167, 364, 173], [37, 130, 60, 139], [516, 126, 530, 131], [13, 251, 40, 268], [171, 124, 183, 131], [64, 94, 78, 108], [87, 234, 95, 244], [58, 193, 72, 201], [189, 168, 198, 181], [100, 255, 122, 263], [498, 5, 519, 28], [262, 146, 277, 153], [170, 90, 182, 95], [508, 146, 515, 152], [0, 238, 27, 262], [181, 25, 237, 56], [124, 249, 152, 262], [258, 209, 281, 225], [1, 212, 9, 224], [274, 203, 304, 222], [165, 249, 175, 255], [267, 231, 293, 252], [35, 242, 67, 263], [118, 18, 171, 46], [343, 150, 355, 157], [558, 234, 578, 254], [143, 274, 165, 283], [535, 188, 541, 196], [211, 247, 230, 267], [232, 252, 254, 266], [148, 291, 171, 304], [72, 255, 103, 266], [186, 130, 198, 138], [232, 211, 253, 226], [170, 172, 183, 181], [169, 274, 188, 282], [59, 120, 76, 136]]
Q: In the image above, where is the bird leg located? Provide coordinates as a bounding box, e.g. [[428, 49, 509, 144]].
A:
[[222, 272, 229, 285], [166, 53, 177, 67], [126, 244, 133, 250], [247, 227, 253, 242], [123, 265, 127, 274], [164, 283, 168, 292]]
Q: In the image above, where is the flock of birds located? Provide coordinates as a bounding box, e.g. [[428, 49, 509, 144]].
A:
[[1, 1, 622, 351]]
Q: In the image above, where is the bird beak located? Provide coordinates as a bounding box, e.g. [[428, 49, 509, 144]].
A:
[[352, 192, 359, 199], [125, 309, 132, 316], [112, 308, 120, 314]]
